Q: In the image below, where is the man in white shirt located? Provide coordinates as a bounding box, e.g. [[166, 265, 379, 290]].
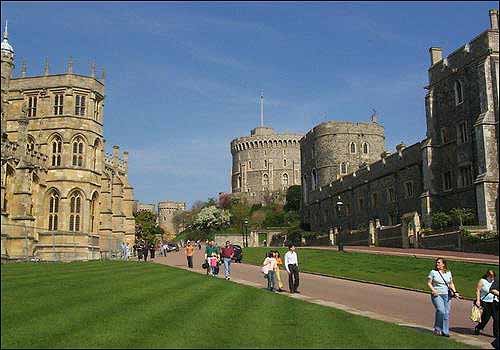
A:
[[284, 244, 300, 293]]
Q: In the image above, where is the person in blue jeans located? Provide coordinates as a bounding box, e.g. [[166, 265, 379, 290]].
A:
[[220, 241, 235, 280], [427, 258, 461, 337]]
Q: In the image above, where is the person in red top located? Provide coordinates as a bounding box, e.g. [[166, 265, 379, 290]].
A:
[[220, 241, 235, 280]]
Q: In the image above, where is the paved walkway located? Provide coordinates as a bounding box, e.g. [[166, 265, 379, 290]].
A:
[[304, 246, 499, 265], [152, 248, 496, 349]]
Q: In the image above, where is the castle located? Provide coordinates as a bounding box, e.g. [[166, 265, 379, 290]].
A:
[[134, 200, 186, 240], [230, 95, 303, 204], [300, 9, 499, 234], [1, 24, 136, 262]]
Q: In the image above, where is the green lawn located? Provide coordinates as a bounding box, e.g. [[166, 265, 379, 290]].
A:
[[1, 261, 474, 349], [242, 247, 498, 299]]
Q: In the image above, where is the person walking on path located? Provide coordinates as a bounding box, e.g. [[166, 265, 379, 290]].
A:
[[474, 270, 498, 337], [185, 241, 194, 268], [489, 276, 499, 349], [204, 240, 220, 276], [273, 250, 284, 292], [285, 244, 300, 293], [427, 257, 461, 337], [143, 241, 149, 262], [220, 241, 235, 280], [262, 252, 277, 292]]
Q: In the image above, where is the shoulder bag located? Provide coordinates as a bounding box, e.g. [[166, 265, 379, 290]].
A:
[[437, 270, 458, 299]]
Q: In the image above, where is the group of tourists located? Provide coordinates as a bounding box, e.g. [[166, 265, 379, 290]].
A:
[[177, 240, 498, 347], [428, 257, 499, 348], [261, 245, 300, 293], [133, 240, 156, 262]]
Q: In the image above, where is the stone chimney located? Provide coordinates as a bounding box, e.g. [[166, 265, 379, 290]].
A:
[[490, 9, 499, 30], [429, 47, 443, 66], [396, 142, 406, 157]]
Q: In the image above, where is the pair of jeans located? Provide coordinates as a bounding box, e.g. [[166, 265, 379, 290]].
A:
[[187, 256, 193, 268], [431, 294, 451, 335], [267, 270, 276, 291], [223, 257, 232, 278]]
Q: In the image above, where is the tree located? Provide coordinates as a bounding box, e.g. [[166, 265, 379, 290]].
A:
[[193, 206, 231, 232], [284, 185, 301, 212], [449, 208, 475, 227], [431, 211, 451, 229], [134, 211, 164, 244]]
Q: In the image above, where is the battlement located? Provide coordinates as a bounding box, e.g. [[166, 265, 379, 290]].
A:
[[309, 141, 422, 199], [158, 201, 186, 210], [1, 138, 48, 170], [10, 73, 105, 96], [104, 152, 127, 173], [302, 120, 384, 143], [231, 131, 303, 154], [428, 10, 499, 83]]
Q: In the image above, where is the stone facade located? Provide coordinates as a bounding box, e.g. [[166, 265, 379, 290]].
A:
[[158, 200, 186, 238], [231, 126, 303, 205], [1, 26, 136, 262], [301, 9, 499, 233]]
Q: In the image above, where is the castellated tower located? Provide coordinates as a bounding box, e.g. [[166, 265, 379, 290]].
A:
[[1, 23, 136, 261], [158, 201, 186, 239], [231, 126, 303, 205], [300, 119, 385, 198]]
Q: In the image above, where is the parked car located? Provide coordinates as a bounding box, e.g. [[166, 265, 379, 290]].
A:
[[232, 244, 243, 263], [165, 243, 179, 253]]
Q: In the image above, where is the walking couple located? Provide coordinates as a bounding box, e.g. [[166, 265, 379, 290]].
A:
[[262, 244, 300, 293]]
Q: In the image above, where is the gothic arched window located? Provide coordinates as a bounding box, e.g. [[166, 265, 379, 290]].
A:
[[282, 173, 289, 188], [51, 136, 62, 166], [454, 80, 464, 105], [48, 191, 59, 231], [69, 191, 82, 232], [363, 142, 369, 155], [350, 142, 357, 154], [72, 136, 85, 167]]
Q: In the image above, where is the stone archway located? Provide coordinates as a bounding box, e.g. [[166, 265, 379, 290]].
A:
[[401, 211, 421, 248]]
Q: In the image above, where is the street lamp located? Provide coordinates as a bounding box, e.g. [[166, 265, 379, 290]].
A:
[[335, 197, 344, 252], [244, 218, 249, 247]]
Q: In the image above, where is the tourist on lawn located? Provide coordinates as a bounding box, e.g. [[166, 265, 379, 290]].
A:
[[273, 250, 284, 292], [143, 241, 149, 262], [490, 276, 499, 349], [262, 251, 277, 292], [124, 243, 130, 261], [149, 241, 156, 259], [204, 240, 220, 276], [185, 241, 194, 268], [285, 244, 300, 293], [136, 241, 144, 261], [427, 257, 461, 337], [220, 241, 235, 280], [474, 270, 498, 336]]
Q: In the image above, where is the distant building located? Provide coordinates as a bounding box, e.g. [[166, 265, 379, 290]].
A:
[[230, 94, 303, 205]]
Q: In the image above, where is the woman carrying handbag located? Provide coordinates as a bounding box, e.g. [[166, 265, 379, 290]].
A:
[[473, 270, 498, 337], [427, 257, 461, 337]]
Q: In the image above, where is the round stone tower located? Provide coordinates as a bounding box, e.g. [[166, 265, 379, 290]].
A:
[[230, 126, 303, 204], [300, 119, 385, 197]]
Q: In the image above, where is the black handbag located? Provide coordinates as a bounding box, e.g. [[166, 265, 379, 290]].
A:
[[202, 262, 208, 269], [437, 270, 458, 298]]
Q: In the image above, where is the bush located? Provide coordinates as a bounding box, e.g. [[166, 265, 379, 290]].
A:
[[431, 211, 451, 229], [286, 228, 304, 246]]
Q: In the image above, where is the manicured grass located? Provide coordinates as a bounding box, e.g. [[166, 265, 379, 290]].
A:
[[242, 248, 498, 299], [1, 261, 474, 349]]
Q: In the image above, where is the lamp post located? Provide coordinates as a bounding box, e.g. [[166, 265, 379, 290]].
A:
[[244, 218, 249, 247], [335, 197, 344, 252]]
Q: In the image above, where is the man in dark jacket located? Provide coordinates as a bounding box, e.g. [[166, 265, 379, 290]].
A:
[[490, 277, 499, 349]]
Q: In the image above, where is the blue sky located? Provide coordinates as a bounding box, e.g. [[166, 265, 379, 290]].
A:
[[2, 1, 497, 208]]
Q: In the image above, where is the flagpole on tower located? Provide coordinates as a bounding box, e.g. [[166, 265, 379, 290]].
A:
[[260, 91, 264, 127]]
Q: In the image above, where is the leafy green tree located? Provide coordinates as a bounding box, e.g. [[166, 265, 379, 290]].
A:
[[134, 210, 164, 244], [431, 211, 451, 229], [284, 185, 301, 212], [449, 208, 475, 227]]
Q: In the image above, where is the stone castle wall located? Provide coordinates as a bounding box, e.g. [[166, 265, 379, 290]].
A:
[[230, 126, 303, 204]]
